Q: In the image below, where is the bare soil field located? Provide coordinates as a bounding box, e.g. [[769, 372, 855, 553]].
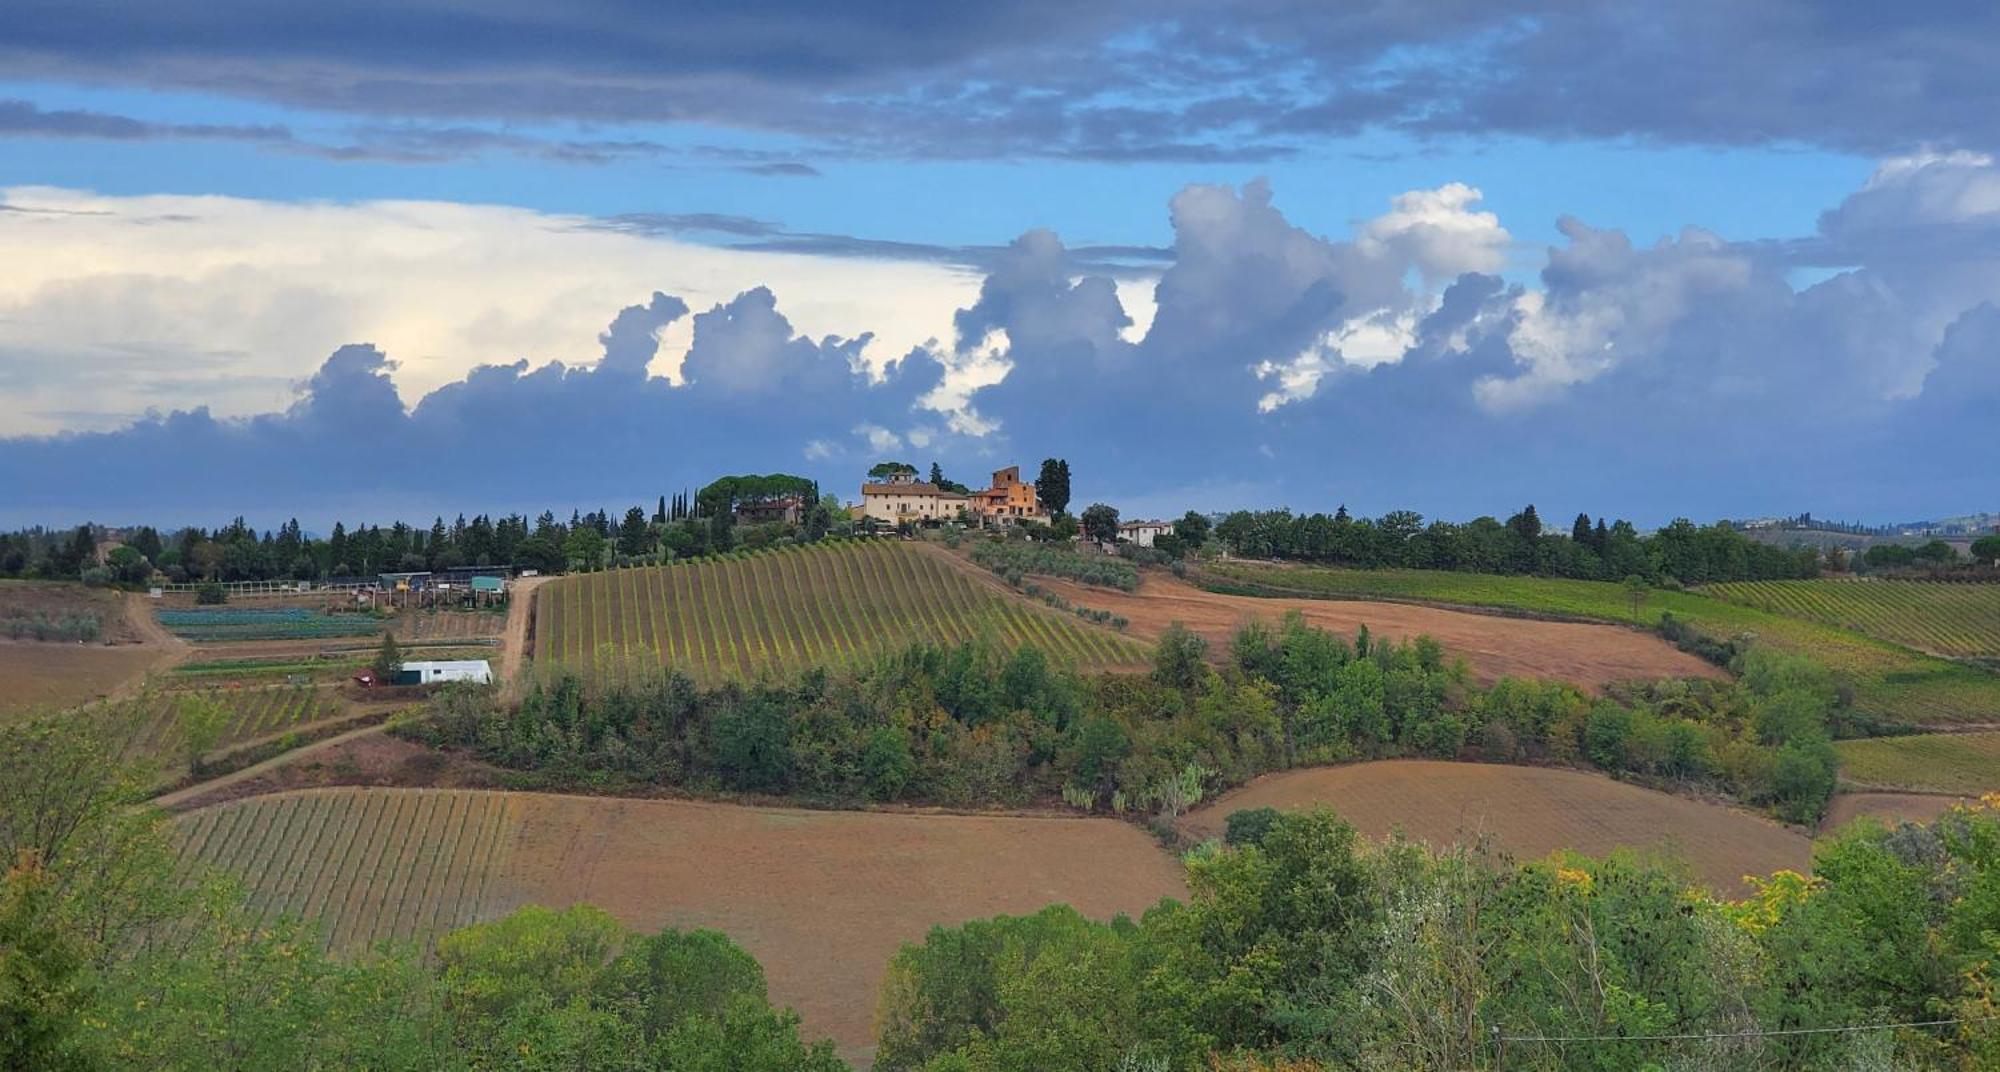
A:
[[1182, 760, 1808, 894], [0, 585, 184, 717], [1823, 791, 1975, 830], [1031, 572, 1724, 690], [0, 579, 142, 642], [175, 788, 1187, 1065], [0, 641, 168, 718]]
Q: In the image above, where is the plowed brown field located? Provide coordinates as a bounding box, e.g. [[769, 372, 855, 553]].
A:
[[175, 788, 1186, 1066], [1031, 572, 1725, 690], [0, 642, 167, 718], [1823, 791, 1974, 830], [1182, 760, 1809, 894]]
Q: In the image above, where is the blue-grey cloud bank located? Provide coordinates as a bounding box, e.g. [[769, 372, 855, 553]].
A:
[[2, 156, 1996, 529]]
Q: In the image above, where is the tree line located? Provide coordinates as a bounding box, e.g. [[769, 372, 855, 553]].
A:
[[405, 612, 1842, 826], [0, 482, 850, 586], [1213, 505, 1824, 584]]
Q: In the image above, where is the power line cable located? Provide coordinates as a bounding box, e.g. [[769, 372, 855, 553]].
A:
[[1501, 1012, 2000, 1045]]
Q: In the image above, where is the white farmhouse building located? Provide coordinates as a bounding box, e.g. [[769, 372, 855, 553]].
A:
[[1118, 519, 1175, 547]]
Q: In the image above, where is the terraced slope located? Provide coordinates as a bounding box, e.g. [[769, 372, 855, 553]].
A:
[[1704, 578, 2000, 660], [1205, 562, 2000, 728], [113, 685, 339, 761], [1835, 732, 2000, 795], [174, 788, 517, 948], [533, 540, 1149, 683]]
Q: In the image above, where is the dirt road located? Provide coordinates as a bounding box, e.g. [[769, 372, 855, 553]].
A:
[[498, 576, 547, 702]]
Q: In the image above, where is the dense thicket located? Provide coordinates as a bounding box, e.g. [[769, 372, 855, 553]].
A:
[[407, 616, 1842, 824], [877, 806, 2000, 1071], [1213, 507, 1822, 584]]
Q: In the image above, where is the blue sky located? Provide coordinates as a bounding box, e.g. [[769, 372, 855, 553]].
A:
[[0, 3, 1994, 529]]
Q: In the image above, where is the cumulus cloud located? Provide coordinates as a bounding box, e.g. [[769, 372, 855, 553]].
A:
[[5, 159, 1999, 526], [0, 287, 947, 525], [0, 187, 979, 436]]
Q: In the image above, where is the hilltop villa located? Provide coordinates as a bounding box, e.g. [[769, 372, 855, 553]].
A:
[[858, 472, 969, 524], [860, 465, 1042, 526]]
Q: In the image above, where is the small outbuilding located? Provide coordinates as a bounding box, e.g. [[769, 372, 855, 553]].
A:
[[391, 659, 494, 686]]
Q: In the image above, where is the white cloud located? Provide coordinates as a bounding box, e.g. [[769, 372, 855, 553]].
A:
[[853, 422, 902, 452], [1355, 182, 1511, 283], [0, 186, 981, 435]]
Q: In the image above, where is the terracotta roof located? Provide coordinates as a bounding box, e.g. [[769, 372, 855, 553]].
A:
[[861, 482, 968, 497]]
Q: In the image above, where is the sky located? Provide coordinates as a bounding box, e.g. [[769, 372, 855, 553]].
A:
[[0, 2, 1995, 530]]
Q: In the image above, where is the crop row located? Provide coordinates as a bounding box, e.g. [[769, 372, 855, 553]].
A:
[[394, 610, 507, 642], [173, 788, 517, 950], [110, 686, 332, 760], [536, 541, 1149, 683], [1835, 731, 2000, 795], [1704, 579, 2000, 659], [156, 607, 386, 642]]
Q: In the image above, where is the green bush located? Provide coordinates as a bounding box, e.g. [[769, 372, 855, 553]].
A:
[[1222, 806, 1281, 847]]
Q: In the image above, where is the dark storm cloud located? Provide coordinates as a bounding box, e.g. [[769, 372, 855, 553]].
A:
[[0, 98, 289, 143], [5, 4, 2000, 160]]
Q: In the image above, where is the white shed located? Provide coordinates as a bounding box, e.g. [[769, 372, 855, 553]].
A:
[[395, 660, 494, 686]]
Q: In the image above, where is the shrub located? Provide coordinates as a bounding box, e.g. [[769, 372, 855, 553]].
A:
[[1223, 806, 1281, 847], [969, 541, 1140, 591], [194, 582, 227, 605], [862, 726, 915, 801]]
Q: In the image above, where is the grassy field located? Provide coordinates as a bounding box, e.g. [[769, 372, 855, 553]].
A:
[[172, 787, 1185, 1065], [1704, 578, 2000, 660], [534, 540, 1149, 684], [1204, 562, 2000, 728], [1835, 732, 2000, 795]]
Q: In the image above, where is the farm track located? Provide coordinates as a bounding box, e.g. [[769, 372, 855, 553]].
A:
[[531, 540, 1150, 685]]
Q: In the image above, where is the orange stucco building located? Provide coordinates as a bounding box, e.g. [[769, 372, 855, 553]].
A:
[[971, 466, 1041, 521]]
